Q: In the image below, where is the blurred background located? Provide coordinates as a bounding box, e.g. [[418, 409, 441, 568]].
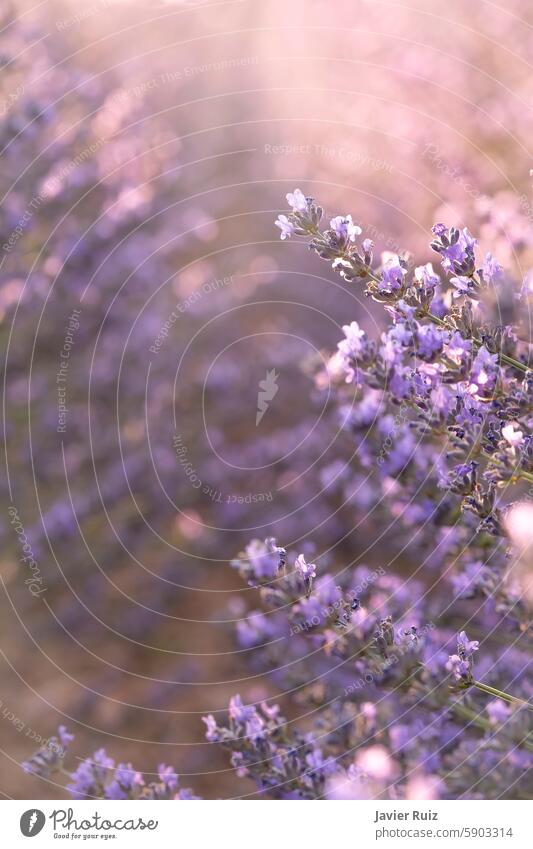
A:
[[1, 0, 533, 798]]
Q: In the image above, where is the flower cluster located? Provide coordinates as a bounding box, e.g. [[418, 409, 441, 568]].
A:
[[275, 189, 533, 630], [23, 728, 198, 800], [203, 697, 337, 798], [198, 189, 533, 798], [219, 536, 533, 799]]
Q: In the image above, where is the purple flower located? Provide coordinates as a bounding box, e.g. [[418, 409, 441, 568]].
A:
[[275, 214, 295, 240], [451, 275, 476, 295], [416, 324, 447, 359], [331, 257, 356, 279], [245, 713, 266, 745], [22, 726, 73, 778], [58, 726, 74, 747], [295, 554, 316, 580], [414, 262, 440, 291], [330, 215, 362, 242], [240, 538, 280, 580], [202, 715, 219, 742], [447, 631, 479, 682], [389, 322, 413, 347], [66, 749, 115, 800], [431, 224, 477, 274], [105, 763, 144, 800], [457, 630, 479, 656], [445, 331, 472, 366], [446, 653, 471, 681], [286, 188, 308, 212], [158, 764, 179, 795], [380, 326, 410, 368], [260, 701, 281, 720], [388, 367, 413, 399], [391, 299, 418, 321], [379, 255, 407, 294], [483, 253, 504, 285], [306, 748, 336, 776], [470, 345, 498, 393], [454, 385, 484, 426], [229, 694, 256, 724], [337, 321, 367, 360]]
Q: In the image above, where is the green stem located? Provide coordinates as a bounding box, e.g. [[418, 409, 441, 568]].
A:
[[500, 352, 529, 372], [516, 469, 533, 485], [471, 680, 532, 709]]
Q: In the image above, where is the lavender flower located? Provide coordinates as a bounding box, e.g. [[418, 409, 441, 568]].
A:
[[295, 554, 317, 597], [447, 631, 479, 683], [470, 345, 498, 394], [379, 254, 408, 294], [105, 764, 144, 800], [482, 253, 504, 285], [329, 215, 362, 243], [457, 630, 480, 655], [338, 321, 367, 359], [67, 749, 115, 799], [286, 188, 308, 212], [431, 224, 477, 276], [22, 726, 72, 778], [295, 553, 316, 581], [229, 694, 257, 724], [23, 727, 198, 800], [275, 214, 295, 240]]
